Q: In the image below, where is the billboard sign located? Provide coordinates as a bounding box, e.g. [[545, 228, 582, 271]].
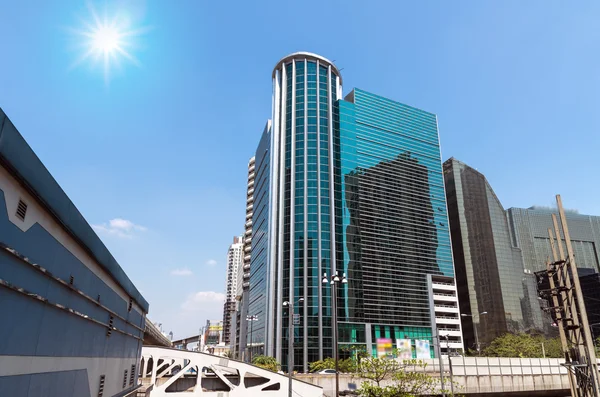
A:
[[396, 339, 412, 359], [415, 339, 431, 359], [376, 338, 393, 358]]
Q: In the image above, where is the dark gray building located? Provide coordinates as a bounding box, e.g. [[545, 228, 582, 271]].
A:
[[507, 207, 600, 273], [443, 158, 544, 350]]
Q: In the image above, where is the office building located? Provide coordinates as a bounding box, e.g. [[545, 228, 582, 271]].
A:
[[233, 156, 255, 359], [248, 52, 461, 371], [508, 206, 600, 336], [536, 268, 600, 338], [0, 108, 148, 396], [443, 158, 544, 350], [507, 207, 600, 273], [222, 236, 243, 346], [248, 120, 271, 360]]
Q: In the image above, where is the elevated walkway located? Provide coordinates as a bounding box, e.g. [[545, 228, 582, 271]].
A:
[[139, 346, 322, 397]]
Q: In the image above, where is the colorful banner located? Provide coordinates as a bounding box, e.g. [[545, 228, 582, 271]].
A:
[[416, 339, 431, 359], [376, 338, 393, 358], [396, 338, 412, 359]]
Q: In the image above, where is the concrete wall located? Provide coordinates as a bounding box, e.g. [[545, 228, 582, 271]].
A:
[[297, 357, 572, 396]]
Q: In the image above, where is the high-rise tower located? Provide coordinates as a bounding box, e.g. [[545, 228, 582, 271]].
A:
[[223, 236, 243, 346], [234, 156, 255, 359], [249, 52, 460, 371]]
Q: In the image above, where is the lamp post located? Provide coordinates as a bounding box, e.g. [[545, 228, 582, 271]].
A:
[[440, 333, 454, 396], [246, 315, 258, 363], [435, 329, 446, 397], [283, 297, 304, 397], [461, 312, 488, 355], [322, 271, 348, 397]]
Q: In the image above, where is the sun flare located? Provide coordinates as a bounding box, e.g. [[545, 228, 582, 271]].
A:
[[70, 4, 146, 83]]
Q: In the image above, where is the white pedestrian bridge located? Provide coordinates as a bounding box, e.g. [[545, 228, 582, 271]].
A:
[[138, 346, 322, 397]]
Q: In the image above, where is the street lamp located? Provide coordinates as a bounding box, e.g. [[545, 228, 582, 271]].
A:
[[438, 333, 454, 396], [246, 315, 258, 363], [461, 312, 488, 355], [283, 297, 304, 397], [322, 271, 348, 397]]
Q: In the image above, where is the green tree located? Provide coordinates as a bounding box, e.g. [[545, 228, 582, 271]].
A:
[[356, 359, 457, 397], [251, 355, 280, 372], [354, 356, 400, 386], [482, 333, 563, 358], [309, 357, 356, 373]]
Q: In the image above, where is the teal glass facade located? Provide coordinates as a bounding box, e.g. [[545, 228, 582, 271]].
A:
[[250, 53, 456, 372], [336, 89, 454, 355]]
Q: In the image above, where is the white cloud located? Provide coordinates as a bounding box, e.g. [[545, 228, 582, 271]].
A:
[[170, 268, 193, 276], [205, 259, 217, 266], [92, 218, 147, 238], [181, 291, 225, 311]]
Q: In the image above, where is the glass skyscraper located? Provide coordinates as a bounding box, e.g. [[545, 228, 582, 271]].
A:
[[249, 52, 457, 371], [443, 158, 545, 349]]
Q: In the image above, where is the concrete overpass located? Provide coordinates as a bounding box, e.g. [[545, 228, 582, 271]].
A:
[[172, 334, 201, 349], [144, 320, 173, 347]]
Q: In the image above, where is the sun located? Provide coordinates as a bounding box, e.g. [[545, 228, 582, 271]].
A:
[[70, 4, 147, 83], [93, 26, 122, 54]]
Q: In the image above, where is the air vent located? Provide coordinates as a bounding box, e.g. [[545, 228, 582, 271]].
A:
[[122, 370, 128, 388], [107, 316, 114, 337], [98, 375, 105, 397], [128, 297, 133, 312], [69, 275, 74, 285], [130, 365, 135, 386], [16, 200, 27, 221]]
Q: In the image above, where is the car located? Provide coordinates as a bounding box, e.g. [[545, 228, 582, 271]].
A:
[[317, 369, 337, 374]]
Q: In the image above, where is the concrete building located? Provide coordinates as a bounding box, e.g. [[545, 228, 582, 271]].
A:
[[233, 156, 255, 360], [0, 108, 148, 397], [222, 236, 243, 346], [248, 52, 462, 371], [427, 275, 464, 355]]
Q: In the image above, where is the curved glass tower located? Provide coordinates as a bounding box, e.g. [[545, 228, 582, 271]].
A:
[[268, 52, 342, 369]]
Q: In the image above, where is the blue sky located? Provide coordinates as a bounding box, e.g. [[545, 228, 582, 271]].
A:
[[1, 0, 599, 338]]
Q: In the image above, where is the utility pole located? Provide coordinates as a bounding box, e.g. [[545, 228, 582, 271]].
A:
[[544, 195, 600, 397]]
